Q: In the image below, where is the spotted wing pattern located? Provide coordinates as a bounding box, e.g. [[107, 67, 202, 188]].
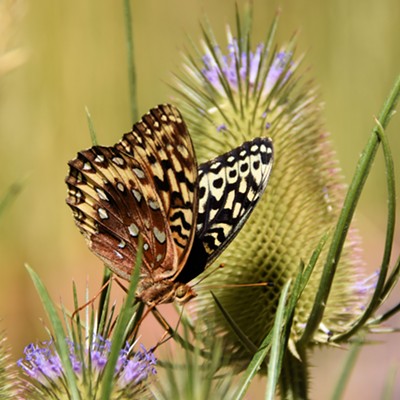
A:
[[196, 137, 273, 266], [66, 104, 198, 283], [66, 104, 274, 305]]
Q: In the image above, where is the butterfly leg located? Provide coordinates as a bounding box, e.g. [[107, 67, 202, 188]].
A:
[[71, 276, 115, 319]]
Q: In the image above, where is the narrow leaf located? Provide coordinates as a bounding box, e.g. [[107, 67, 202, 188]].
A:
[[25, 264, 81, 400]]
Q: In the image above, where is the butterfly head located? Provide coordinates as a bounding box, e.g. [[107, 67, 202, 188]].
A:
[[173, 282, 197, 304]]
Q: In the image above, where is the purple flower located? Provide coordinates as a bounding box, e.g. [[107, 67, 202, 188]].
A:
[[116, 343, 157, 386], [17, 341, 63, 383], [18, 336, 157, 392], [201, 38, 291, 97]]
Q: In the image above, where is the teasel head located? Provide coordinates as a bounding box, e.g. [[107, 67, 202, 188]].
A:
[[17, 269, 157, 400], [171, 9, 380, 367], [18, 336, 157, 399], [0, 331, 20, 398]]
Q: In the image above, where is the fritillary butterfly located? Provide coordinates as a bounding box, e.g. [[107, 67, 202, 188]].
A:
[[66, 104, 273, 306]]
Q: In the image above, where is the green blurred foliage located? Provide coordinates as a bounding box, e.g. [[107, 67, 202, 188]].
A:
[[0, 0, 399, 398]]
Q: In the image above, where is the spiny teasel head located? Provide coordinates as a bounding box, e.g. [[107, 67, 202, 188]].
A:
[[18, 336, 157, 399], [173, 12, 372, 363], [0, 331, 20, 398]]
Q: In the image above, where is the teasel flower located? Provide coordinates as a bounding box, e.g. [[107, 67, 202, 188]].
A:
[[0, 331, 20, 398], [172, 5, 400, 386], [18, 336, 156, 399], [18, 266, 157, 399]]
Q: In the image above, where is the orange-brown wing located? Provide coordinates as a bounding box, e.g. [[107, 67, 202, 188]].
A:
[[65, 104, 198, 282]]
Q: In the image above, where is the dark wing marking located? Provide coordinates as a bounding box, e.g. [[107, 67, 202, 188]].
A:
[[196, 137, 273, 266]]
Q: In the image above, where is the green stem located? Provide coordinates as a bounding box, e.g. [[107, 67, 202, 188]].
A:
[[123, 0, 138, 121], [280, 348, 309, 400], [300, 74, 400, 346]]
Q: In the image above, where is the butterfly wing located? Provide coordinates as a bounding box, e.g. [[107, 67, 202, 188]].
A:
[[196, 137, 274, 266], [65, 104, 198, 282]]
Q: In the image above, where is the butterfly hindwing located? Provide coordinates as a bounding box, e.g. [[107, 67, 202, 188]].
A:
[[66, 104, 198, 282], [196, 137, 273, 266]]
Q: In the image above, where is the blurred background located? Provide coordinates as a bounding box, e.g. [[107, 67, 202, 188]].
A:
[[0, 0, 399, 398]]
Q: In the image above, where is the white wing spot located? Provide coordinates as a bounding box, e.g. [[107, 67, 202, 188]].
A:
[[149, 199, 160, 210], [227, 156, 235, 163], [114, 250, 124, 259], [118, 240, 126, 249], [143, 243, 150, 251], [240, 150, 247, 157], [161, 115, 167, 122], [98, 208, 108, 220], [156, 254, 163, 262], [96, 188, 108, 201], [117, 182, 125, 192], [132, 189, 142, 202], [153, 227, 166, 244], [133, 167, 145, 179], [128, 223, 139, 237], [153, 121, 160, 128], [83, 162, 92, 171], [112, 157, 124, 166], [210, 162, 221, 170], [94, 154, 105, 163], [251, 144, 259, 152]]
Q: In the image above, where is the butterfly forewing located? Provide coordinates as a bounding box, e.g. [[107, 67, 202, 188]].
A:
[[196, 137, 273, 265], [66, 104, 198, 282], [115, 105, 198, 259]]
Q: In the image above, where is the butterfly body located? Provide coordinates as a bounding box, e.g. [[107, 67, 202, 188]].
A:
[[66, 104, 273, 306]]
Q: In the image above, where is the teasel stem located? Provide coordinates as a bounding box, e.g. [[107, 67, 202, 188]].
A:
[[280, 348, 309, 400], [300, 74, 400, 346]]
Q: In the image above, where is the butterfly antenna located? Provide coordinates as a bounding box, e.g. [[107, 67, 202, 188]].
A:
[[192, 264, 273, 291], [199, 281, 273, 291], [190, 262, 226, 288]]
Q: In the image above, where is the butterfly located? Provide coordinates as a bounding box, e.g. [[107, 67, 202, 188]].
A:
[[66, 104, 273, 306]]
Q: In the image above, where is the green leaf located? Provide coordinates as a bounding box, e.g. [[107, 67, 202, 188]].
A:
[[100, 239, 143, 399], [332, 109, 398, 342], [0, 177, 28, 219], [85, 106, 98, 146], [123, 0, 138, 121], [381, 364, 398, 400], [265, 280, 291, 400], [210, 291, 258, 354], [25, 264, 81, 400], [301, 74, 400, 345], [331, 336, 364, 400]]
